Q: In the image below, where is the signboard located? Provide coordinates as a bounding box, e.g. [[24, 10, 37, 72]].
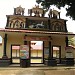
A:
[[20, 45, 29, 59], [66, 52, 73, 58], [24, 36, 51, 41], [65, 47, 74, 58]]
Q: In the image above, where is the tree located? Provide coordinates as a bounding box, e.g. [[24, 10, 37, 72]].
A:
[[36, 0, 75, 20], [68, 37, 75, 46]]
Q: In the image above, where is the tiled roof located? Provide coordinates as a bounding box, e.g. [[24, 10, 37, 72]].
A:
[[12, 45, 60, 50], [31, 45, 42, 50], [12, 46, 20, 50], [12, 45, 42, 50], [67, 45, 75, 49], [53, 47, 59, 51]]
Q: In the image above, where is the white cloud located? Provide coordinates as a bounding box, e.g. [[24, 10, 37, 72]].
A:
[[0, 0, 36, 28], [0, 0, 74, 33]]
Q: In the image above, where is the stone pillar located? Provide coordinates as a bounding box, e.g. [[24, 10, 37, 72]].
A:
[[2, 34, 8, 59], [48, 19, 50, 30], [25, 18, 28, 28], [0, 34, 10, 67], [48, 41, 57, 66], [20, 35, 30, 67], [48, 41, 52, 58], [24, 35, 27, 45], [65, 37, 68, 47]]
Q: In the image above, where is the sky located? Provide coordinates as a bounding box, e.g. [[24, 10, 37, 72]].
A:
[[0, 0, 75, 42]]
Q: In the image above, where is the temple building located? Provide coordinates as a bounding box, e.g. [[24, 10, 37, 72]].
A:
[[0, 5, 75, 67]]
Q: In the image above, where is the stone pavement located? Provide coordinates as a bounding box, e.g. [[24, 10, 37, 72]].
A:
[[0, 66, 75, 75]]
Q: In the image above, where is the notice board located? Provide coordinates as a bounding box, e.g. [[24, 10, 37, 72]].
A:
[[20, 45, 29, 59]]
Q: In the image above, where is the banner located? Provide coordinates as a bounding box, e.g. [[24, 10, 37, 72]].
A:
[[20, 45, 29, 59], [24, 36, 51, 41]]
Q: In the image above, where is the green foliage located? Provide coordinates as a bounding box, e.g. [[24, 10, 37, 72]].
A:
[[68, 37, 75, 46], [36, 0, 75, 20]]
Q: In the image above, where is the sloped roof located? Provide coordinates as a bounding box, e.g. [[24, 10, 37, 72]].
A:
[[12, 46, 20, 50], [67, 45, 75, 49], [0, 28, 74, 35], [31, 45, 42, 50], [53, 47, 59, 51]]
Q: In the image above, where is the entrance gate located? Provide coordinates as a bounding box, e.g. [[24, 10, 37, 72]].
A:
[[11, 36, 58, 66], [24, 36, 51, 65], [30, 41, 43, 64]]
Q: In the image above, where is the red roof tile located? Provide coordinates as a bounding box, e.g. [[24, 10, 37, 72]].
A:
[[12, 46, 20, 50], [31, 45, 42, 50]]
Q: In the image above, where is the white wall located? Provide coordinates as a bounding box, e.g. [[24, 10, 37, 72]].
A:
[[51, 36, 66, 58], [6, 34, 24, 58]]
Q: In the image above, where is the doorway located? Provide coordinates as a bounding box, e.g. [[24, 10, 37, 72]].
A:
[[52, 46, 61, 64], [30, 41, 43, 64], [11, 45, 20, 64]]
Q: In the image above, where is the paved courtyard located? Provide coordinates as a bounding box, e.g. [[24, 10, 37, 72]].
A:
[[0, 66, 75, 75]]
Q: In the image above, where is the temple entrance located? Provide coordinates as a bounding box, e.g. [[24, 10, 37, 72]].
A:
[[11, 45, 20, 64], [30, 41, 43, 64]]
